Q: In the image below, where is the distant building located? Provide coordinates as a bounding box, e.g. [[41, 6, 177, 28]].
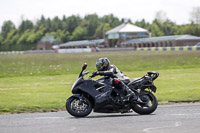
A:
[[37, 36, 62, 50], [121, 34, 200, 47], [57, 23, 200, 50], [106, 22, 150, 47], [59, 39, 105, 49]]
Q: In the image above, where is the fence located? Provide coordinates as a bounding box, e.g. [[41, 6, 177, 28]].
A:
[[0, 46, 200, 55], [0, 51, 24, 55], [0, 50, 55, 55]]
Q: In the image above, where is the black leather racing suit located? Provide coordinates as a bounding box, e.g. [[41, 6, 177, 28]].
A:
[[96, 65, 133, 97], [97, 65, 130, 83]]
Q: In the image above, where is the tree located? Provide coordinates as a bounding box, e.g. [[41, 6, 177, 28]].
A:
[[10, 33, 20, 50], [84, 14, 99, 37], [45, 29, 67, 41], [18, 20, 34, 33], [2, 13, 200, 51], [148, 21, 164, 37], [176, 24, 200, 36], [1, 21, 15, 38], [101, 14, 121, 28], [94, 23, 111, 39], [65, 15, 81, 34], [17, 30, 30, 45], [61, 31, 70, 42], [70, 26, 87, 41], [135, 19, 150, 29], [27, 29, 43, 44], [0, 35, 4, 51], [155, 10, 168, 23], [36, 15, 46, 27], [3, 29, 17, 50], [0, 35, 3, 45], [161, 20, 178, 35], [51, 16, 62, 31], [190, 7, 200, 26]]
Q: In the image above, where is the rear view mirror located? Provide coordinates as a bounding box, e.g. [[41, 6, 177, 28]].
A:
[[82, 63, 87, 70]]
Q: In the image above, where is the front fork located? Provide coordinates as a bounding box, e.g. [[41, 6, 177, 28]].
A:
[[78, 94, 84, 105]]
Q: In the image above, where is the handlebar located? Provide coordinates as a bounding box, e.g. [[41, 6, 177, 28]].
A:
[[82, 71, 90, 76]]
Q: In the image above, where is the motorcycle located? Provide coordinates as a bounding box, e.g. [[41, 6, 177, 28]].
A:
[[66, 63, 159, 117]]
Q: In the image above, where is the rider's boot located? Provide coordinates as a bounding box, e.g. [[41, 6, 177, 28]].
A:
[[123, 85, 142, 102], [113, 78, 141, 102], [123, 85, 136, 101]]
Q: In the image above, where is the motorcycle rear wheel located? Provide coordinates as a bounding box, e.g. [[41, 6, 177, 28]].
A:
[[132, 91, 158, 115], [66, 96, 92, 117]]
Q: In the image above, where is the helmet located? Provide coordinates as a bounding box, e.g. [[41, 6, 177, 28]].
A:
[[96, 58, 110, 71]]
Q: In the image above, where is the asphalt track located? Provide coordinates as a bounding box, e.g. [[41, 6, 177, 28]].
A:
[[0, 103, 200, 133]]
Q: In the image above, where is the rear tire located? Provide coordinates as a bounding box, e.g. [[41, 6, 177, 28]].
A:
[[66, 96, 92, 117], [132, 91, 158, 115]]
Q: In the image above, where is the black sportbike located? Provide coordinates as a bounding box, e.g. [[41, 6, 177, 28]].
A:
[[66, 63, 159, 117]]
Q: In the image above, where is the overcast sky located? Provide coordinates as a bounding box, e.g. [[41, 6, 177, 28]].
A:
[[0, 0, 200, 28]]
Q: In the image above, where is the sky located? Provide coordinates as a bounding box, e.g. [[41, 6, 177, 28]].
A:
[[0, 0, 200, 28]]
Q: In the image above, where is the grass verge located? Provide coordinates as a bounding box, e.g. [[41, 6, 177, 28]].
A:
[[0, 51, 200, 114]]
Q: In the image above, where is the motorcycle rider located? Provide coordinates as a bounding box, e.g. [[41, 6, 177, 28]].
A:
[[93, 58, 138, 101]]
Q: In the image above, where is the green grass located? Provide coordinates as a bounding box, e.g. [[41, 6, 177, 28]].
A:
[[0, 51, 200, 114], [0, 75, 73, 113], [1, 51, 200, 77]]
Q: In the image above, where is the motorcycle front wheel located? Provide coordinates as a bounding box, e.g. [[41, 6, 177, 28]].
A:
[[132, 91, 158, 115], [66, 95, 92, 117]]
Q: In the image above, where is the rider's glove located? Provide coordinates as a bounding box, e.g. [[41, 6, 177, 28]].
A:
[[90, 71, 99, 78], [94, 71, 100, 76]]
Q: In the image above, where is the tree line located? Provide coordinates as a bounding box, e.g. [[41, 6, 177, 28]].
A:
[[0, 13, 200, 51]]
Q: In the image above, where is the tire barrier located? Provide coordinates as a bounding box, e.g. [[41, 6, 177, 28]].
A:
[[135, 46, 200, 51]]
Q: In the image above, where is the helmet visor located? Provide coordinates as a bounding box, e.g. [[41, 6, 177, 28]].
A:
[[96, 61, 103, 71]]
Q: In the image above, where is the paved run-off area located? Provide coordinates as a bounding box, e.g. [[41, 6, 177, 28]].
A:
[[0, 103, 200, 133]]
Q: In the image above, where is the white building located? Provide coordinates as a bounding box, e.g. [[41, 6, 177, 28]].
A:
[[106, 22, 150, 47]]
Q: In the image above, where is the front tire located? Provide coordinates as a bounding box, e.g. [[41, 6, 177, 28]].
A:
[[66, 95, 92, 117], [132, 91, 158, 115]]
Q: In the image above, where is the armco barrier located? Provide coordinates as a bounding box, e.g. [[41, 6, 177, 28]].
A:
[[0, 50, 55, 55], [0, 51, 24, 55], [57, 48, 91, 53], [0, 46, 200, 54]]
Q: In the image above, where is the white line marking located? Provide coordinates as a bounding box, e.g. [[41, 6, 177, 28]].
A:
[[25, 117, 63, 120], [143, 121, 182, 132], [175, 122, 182, 127], [193, 113, 200, 115], [70, 127, 77, 131], [34, 117, 63, 119], [170, 114, 187, 116], [170, 113, 200, 116]]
